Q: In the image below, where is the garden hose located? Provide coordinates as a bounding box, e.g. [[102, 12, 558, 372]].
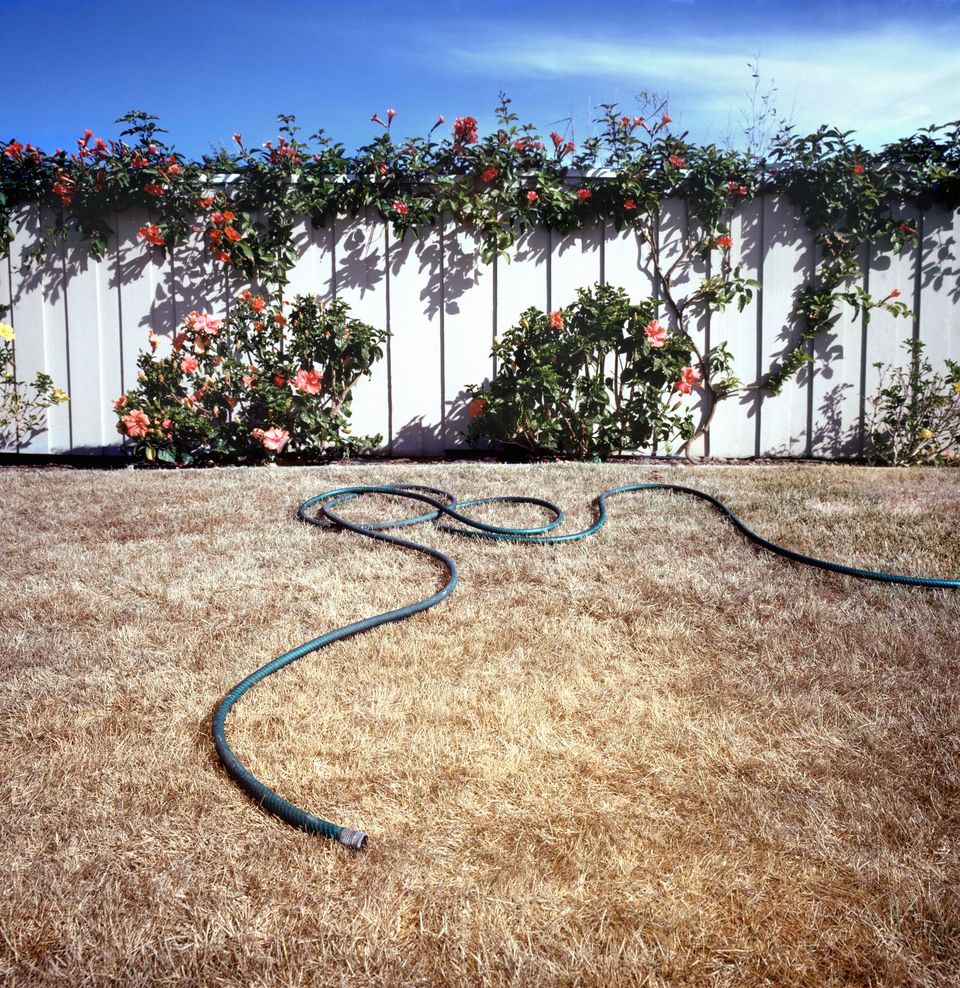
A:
[[212, 481, 960, 850]]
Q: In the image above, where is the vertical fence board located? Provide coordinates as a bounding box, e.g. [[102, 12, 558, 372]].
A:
[[115, 211, 173, 426], [810, 243, 866, 458], [175, 230, 224, 320], [658, 197, 699, 453], [40, 213, 71, 452], [679, 199, 712, 457], [604, 222, 655, 299], [551, 225, 602, 308], [496, 228, 550, 331], [62, 227, 106, 451], [0, 240, 13, 451], [863, 214, 919, 446], [709, 198, 763, 458], [442, 218, 494, 449], [759, 196, 814, 456], [8, 207, 48, 451], [335, 212, 389, 451], [98, 212, 124, 451], [918, 205, 960, 372], [387, 225, 443, 454], [285, 219, 335, 303]]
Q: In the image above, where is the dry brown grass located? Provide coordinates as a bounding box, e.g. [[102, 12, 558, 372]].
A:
[[0, 462, 958, 987]]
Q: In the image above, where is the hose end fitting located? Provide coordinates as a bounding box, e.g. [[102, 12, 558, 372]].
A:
[[337, 827, 368, 850]]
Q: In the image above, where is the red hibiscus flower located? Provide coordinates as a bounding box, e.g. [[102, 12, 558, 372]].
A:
[[291, 368, 323, 394], [526, 190, 539, 204], [577, 188, 592, 202], [468, 397, 487, 418], [674, 366, 701, 395], [138, 224, 164, 247], [668, 154, 685, 169], [453, 116, 479, 145], [252, 427, 289, 453], [393, 200, 409, 216], [548, 310, 564, 330], [121, 409, 150, 438], [644, 320, 667, 348], [480, 166, 498, 182], [624, 199, 637, 211], [715, 235, 733, 249]]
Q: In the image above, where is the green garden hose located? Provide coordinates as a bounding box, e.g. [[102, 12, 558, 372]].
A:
[[212, 481, 960, 850]]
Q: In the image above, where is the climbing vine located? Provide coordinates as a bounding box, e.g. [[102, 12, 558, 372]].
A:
[[2, 98, 957, 454]]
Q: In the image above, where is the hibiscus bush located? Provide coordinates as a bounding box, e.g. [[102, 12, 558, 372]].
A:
[[115, 293, 387, 465], [0, 320, 69, 449], [465, 283, 707, 458], [866, 339, 960, 466]]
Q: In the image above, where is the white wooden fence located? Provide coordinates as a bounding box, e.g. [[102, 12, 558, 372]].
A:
[[1, 198, 957, 458]]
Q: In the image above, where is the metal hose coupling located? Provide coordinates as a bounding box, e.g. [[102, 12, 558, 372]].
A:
[[337, 827, 369, 850]]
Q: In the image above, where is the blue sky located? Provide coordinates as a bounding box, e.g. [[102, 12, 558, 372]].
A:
[[3, 0, 959, 157]]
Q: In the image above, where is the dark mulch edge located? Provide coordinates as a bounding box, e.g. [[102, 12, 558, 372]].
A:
[[0, 450, 892, 471]]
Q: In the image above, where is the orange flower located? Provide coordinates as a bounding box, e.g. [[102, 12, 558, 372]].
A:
[[112, 394, 127, 412], [224, 226, 241, 242], [853, 163, 865, 175], [577, 188, 592, 202], [674, 366, 701, 395], [548, 310, 564, 330], [121, 409, 150, 438], [291, 368, 322, 394], [468, 397, 487, 418], [715, 235, 733, 249], [644, 320, 667, 348], [624, 199, 637, 211], [668, 154, 685, 169], [138, 224, 164, 247], [250, 296, 266, 313], [148, 330, 160, 351], [480, 166, 498, 182], [252, 427, 289, 452], [180, 356, 199, 374]]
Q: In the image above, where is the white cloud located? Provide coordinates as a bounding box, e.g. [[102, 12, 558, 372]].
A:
[[443, 24, 960, 146]]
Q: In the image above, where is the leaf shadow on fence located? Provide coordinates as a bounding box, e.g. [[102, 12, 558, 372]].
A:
[[335, 221, 386, 297], [920, 211, 959, 302], [762, 382, 860, 458]]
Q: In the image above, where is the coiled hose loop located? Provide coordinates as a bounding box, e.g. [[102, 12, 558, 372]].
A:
[[213, 482, 959, 849]]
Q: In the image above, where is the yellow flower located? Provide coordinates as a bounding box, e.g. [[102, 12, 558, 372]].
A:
[[953, 382, 960, 394], [919, 428, 935, 440], [0, 322, 14, 342], [51, 388, 69, 404]]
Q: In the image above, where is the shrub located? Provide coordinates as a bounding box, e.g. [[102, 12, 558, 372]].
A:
[[465, 283, 699, 459], [0, 321, 69, 449], [866, 339, 960, 465], [115, 293, 387, 464]]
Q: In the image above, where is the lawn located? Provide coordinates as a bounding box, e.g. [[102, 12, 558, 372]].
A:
[[1, 462, 958, 987]]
